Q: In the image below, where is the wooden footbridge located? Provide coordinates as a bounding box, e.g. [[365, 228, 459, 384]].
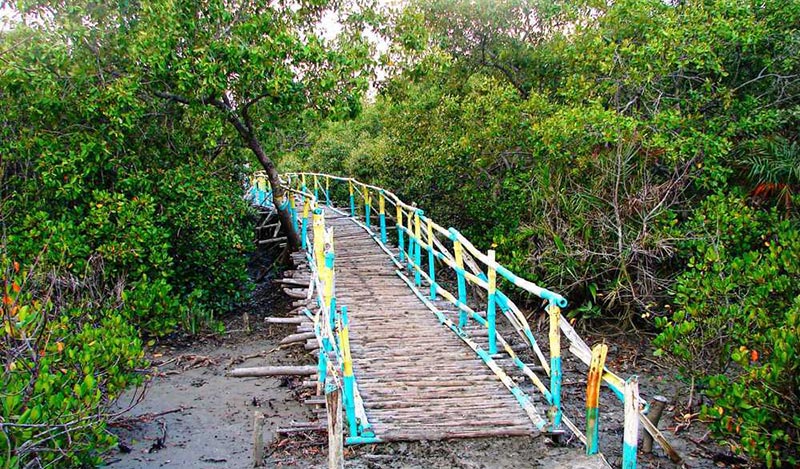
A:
[[246, 173, 682, 468]]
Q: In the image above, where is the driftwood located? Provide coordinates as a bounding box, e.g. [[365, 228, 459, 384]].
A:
[[228, 365, 317, 378], [265, 316, 307, 325], [279, 332, 315, 345]]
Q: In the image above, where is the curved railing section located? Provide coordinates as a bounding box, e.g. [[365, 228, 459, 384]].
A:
[[246, 171, 681, 467]]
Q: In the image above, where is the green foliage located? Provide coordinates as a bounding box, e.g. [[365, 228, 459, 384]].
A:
[[1, 256, 145, 468], [654, 194, 799, 466], [305, 2, 800, 465]]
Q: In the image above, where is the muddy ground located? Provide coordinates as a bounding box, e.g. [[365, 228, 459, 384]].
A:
[[106, 248, 745, 468]]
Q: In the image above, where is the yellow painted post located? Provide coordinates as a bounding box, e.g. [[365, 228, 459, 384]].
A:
[[396, 206, 405, 262], [313, 175, 319, 200], [313, 208, 325, 275], [413, 211, 422, 286]]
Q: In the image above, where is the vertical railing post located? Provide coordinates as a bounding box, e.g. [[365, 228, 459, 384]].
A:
[[301, 199, 311, 250], [413, 210, 422, 286], [340, 305, 357, 438], [324, 232, 336, 334], [450, 229, 468, 329], [487, 250, 497, 354], [312, 208, 325, 272], [289, 194, 298, 234], [586, 343, 608, 455], [364, 188, 371, 230], [406, 208, 415, 271], [325, 177, 331, 206], [396, 206, 405, 262], [548, 303, 563, 432], [426, 218, 436, 300], [313, 175, 319, 201], [623, 377, 640, 469], [349, 181, 355, 216], [379, 191, 387, 243]]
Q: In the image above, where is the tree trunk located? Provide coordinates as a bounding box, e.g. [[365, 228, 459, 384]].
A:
[[244, 131, 302, 251]]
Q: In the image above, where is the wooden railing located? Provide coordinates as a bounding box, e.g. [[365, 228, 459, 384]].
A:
[[247, 171, 682, 468]]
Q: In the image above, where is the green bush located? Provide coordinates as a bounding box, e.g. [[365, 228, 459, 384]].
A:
[[654, 193, 799, 466], [1, 256, 145, 468]]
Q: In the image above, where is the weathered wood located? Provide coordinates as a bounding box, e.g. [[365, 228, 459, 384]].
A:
[[228, 365, 317, 377], [253, 411, 266, 468], [265, 316, 307, 324], [327, 386, 344, 469], [642, 395, 668, 454], [280, 332, 315, 345], [283, 288, 308, 299]]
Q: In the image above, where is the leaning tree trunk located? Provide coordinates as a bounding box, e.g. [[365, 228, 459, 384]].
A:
[[246, 133, 302, 251]]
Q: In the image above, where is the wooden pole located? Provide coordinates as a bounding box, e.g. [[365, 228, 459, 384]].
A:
[[228, 365, 318, 377], [548, 303, 563, 431], [642, 395, 668, 453], [326, 377, 344, 469], [379, 191, 387, 243], [253, 411, 265, 467], [586, 343, 608, 455], [427, 218, 437, 300], [623, 376, 640, 469], [487, 249, 497, 354]]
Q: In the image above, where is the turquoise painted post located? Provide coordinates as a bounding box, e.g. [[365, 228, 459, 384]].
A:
[[379, 192, 387, 244], [365, 194, 372, 230], [406, 211, 415, 273], [487, 250, 498, 355], [349, 182, 355, 216], [548, 303, 563, 431], [413, 210, 422, 286], [396, 207, 405, 262], [450, 228, 468, 328], [290, 197, 299, 234], [341, 306, 357, 437], [426, 218, 436, 300], [301, 213, 309, 250]]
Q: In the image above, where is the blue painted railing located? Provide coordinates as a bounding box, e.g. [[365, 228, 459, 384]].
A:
[[247, 172, 682, 467]]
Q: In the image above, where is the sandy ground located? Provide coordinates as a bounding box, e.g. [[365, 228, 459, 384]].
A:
[[104, 247, 738, 468]]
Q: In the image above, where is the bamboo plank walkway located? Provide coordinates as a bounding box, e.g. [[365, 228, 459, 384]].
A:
[[320, 207, 539, 441], [247, 173, 682, 468]]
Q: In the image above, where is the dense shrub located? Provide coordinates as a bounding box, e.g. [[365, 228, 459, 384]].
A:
[[299, 1, 800, 465], [654, 194, 799, 466], [1, 255, 145, 467]]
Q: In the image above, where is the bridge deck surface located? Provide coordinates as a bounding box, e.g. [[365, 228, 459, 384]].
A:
[[323, 208, 538, 441]]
